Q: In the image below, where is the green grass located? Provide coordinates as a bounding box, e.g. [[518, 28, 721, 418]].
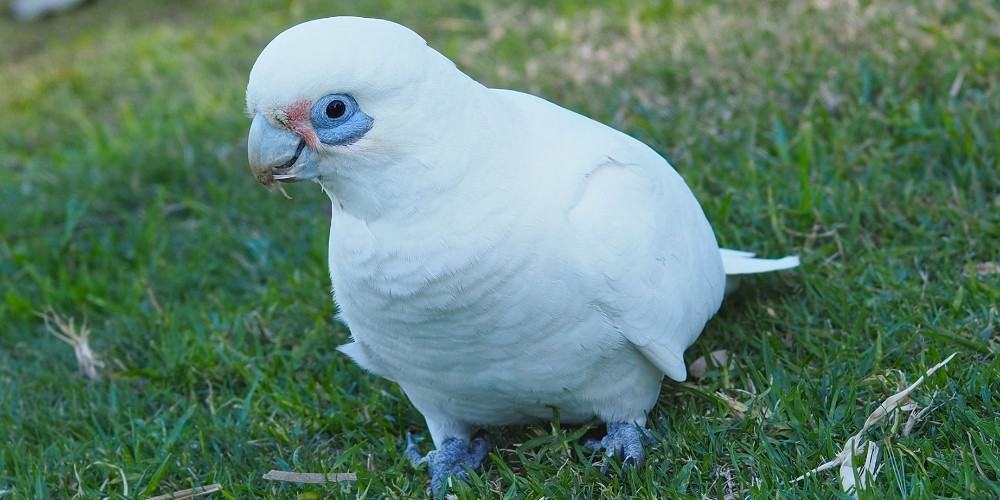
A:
[[1, 0, 998, 497]]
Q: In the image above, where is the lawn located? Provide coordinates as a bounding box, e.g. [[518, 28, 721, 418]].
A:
[[1, 0, 997, 497]]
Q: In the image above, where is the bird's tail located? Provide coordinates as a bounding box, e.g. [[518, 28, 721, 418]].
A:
[[720, 248, 799, 294]]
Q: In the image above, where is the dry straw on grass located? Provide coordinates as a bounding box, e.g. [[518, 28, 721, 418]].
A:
[[261, 470, 357, 484], [792, 353, 958, 496], [148, 484, 222, 500], [40, 308, 104, 381]]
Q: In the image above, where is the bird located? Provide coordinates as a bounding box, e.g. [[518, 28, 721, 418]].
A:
[[245, 16, 799, 495]]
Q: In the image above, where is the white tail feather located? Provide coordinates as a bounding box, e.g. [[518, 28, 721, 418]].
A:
[[720, 248, 800, 294], [719, 248, 756, 259]]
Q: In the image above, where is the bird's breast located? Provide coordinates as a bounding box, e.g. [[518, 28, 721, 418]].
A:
[[327, 205, 534, 339], [325, 205, 627, 393]]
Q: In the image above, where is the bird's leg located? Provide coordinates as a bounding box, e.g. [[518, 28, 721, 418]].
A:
[[585, 422, 655, 474], [405, 432, 490, 496]]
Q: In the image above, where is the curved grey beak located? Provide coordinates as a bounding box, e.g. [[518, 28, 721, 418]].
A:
[[247, 113, 309, 185]]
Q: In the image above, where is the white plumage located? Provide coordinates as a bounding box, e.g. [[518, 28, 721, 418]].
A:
[[246, 16, 798, 487]]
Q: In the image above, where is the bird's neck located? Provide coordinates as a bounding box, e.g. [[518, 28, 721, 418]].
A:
[[318, 154, 468, 222]]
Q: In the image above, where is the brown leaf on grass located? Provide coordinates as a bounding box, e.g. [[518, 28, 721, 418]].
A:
[[688, 350, 729, 379], [261, 470, 357, 484], [974, 262, 998, 276], [148, 484, 222, 500], [40, 308, 103, 381]]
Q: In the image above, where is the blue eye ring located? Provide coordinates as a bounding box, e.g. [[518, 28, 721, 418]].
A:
[[311, 94, 358, 128], [310, 94, 374, 146]]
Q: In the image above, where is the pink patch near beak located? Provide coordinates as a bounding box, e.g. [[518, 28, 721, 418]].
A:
[[281, 100, 319, 148]]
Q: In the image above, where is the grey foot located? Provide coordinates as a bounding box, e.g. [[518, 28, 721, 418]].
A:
[[585, 422, 654, 474], [406, 432, 489, 496]]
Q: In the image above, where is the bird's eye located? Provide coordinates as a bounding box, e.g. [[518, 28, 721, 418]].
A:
[[326, 99, 347, 119], [310, 93, 373, 146]]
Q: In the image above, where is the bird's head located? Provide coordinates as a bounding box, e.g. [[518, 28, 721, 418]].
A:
[[246, 17, 473, 197]]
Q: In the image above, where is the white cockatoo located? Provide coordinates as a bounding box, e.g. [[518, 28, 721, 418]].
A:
[[246, 16, 798, 494]]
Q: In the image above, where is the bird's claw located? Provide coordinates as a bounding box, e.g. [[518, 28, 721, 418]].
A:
[[404, 434, 489, 496], [586, 422, 654, 474], [405, 432, 428, 466]]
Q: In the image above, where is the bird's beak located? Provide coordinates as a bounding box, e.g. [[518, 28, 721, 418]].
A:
[[247, 112, 312, 186]]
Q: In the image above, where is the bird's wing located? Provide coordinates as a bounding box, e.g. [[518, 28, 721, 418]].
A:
[[560, 155, 726, 382], [492, 88, 726, 382]]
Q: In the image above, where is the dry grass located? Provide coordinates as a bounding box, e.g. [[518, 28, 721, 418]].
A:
[[40, 308, 103, 381], [792, 353, 959, 495]]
